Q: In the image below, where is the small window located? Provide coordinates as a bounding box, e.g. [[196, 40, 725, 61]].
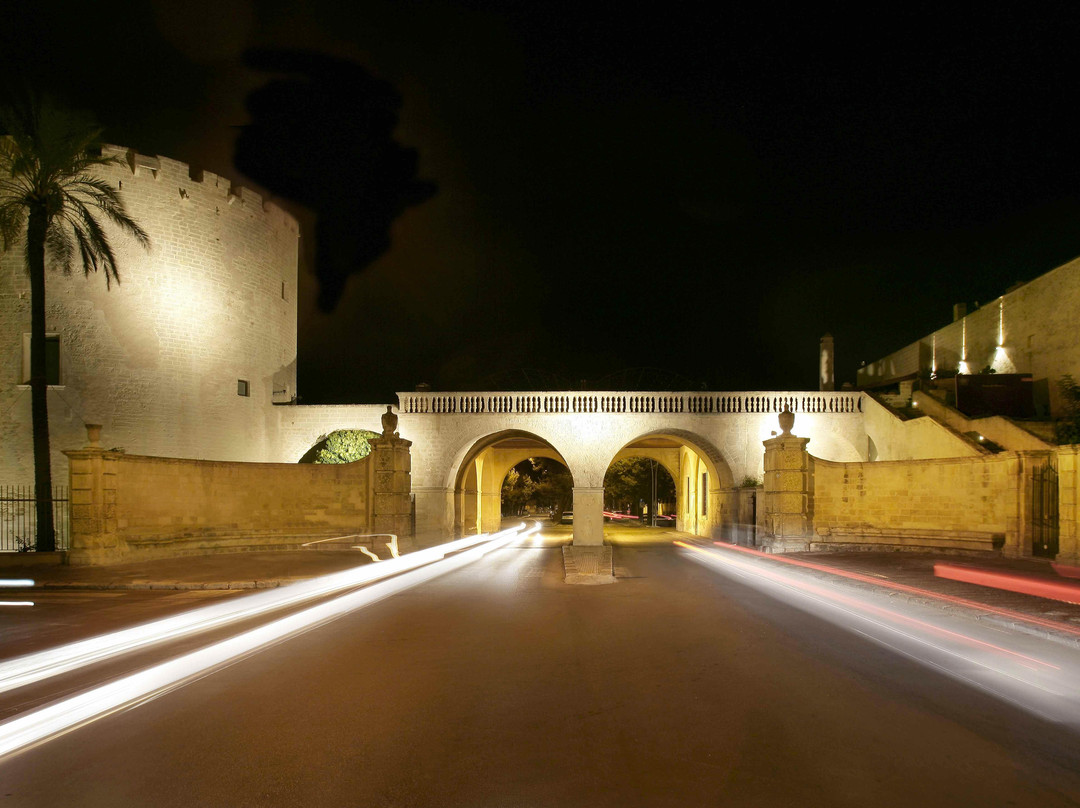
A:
[[22, 333, 61, 385], [701, 472, 708, 516], [237, 379, 250, 397], [281, 281, 288, 301]]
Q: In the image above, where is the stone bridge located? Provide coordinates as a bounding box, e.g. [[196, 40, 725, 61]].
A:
[[388, 390, 869, 546]]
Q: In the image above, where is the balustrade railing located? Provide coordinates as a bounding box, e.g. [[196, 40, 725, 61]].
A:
[[396, 391, 863, 416]]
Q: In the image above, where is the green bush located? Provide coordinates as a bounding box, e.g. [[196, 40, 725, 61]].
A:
[[301, 429, 379, 463]]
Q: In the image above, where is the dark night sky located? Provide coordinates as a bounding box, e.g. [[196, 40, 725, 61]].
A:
[[5, 3, 1080, 402]]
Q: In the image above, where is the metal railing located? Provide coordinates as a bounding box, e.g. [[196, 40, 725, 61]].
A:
[[0, 485, 70, 552], [397, 390, 864, 416]]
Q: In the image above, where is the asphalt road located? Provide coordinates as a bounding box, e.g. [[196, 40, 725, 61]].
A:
[[3, 534, 1080, 807]]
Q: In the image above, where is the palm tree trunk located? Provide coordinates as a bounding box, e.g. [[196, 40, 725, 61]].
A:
[[27, 206, 56, 553]]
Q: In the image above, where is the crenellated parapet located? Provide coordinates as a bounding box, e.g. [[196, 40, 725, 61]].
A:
[[99, 144, 299, 236]]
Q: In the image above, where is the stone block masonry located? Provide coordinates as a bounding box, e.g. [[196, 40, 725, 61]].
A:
[[810, 453, 1021, 553], [1, 144, 299, 489], [858, 255, 1080, 417], [64, 434, 412, 565]]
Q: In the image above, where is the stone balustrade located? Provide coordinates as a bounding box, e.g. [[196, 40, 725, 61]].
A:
[[397, 391, 864, 416]]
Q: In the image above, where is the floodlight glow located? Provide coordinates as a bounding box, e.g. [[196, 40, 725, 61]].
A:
[[0, 524, 530, 759], [960, 317, 968, 373], [0, 530, 515, 696]]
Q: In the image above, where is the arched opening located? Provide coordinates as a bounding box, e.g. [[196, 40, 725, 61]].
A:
[[451, 430, 573, 536], [604, 432, 735, 541], [603, 456, 677, 524], [501, 457, 573, 520]]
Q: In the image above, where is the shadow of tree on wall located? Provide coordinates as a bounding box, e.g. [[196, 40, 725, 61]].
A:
[[235, 49, 436, 311]]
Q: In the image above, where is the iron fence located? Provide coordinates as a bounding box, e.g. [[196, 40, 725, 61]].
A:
[[0, 485, 69, 552]]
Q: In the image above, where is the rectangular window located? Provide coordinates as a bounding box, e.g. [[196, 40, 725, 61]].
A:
[[21, 333, 61, 385], [237, 379, 250, 397], [701, 472, 708, 516], [281, 281, 287, 301]]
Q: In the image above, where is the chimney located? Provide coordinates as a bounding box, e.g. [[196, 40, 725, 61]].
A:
[[819, 333, 835, 392], [952, 303, 967, 322]]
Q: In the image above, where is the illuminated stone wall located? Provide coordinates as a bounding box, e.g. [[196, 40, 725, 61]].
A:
[[857, 255, 1080, 416], [0, 145, 298, 486], [275, 404, 388, 462], [1055, 446, 1080, 566], [861, 395, 982, 460], [810, 453, 1023, 554], [64, 438, 412, 565]]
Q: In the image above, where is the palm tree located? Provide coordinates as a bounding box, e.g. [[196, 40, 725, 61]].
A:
[[0, 97, 149, 552]]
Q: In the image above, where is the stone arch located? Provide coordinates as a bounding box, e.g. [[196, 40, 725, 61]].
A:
[[617, 428, 735, 489], [449, 430, 575, 536], [603, 429, 736, 541]]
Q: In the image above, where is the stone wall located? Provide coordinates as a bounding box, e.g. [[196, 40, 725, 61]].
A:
[[1, 145, 298, 488], [64, 435, 411, 565], [911, 391, 1051, 451], [862, 394, 982, 460], [275, 404, 388, 462], [809, 453, 1022, 553], [857, 255, 1080, 416], [1055, 446, 1080, 566]]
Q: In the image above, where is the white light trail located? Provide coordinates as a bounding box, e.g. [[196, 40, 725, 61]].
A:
[[677, 541, 1080, 728], [0, 524, 535, 760], [0, 530, 516, 696], [0, 602, 34, 608], [0, 580, 34, 588]]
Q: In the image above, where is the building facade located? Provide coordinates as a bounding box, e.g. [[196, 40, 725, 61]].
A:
[[0, 146, 299, 487], [857, 256, 1080, 417]]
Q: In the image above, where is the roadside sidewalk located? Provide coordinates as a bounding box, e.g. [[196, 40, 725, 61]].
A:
[[750, 547, 1080, 646]]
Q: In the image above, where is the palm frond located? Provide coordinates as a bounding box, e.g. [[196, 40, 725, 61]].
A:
[[45, 225, 73, 273], [71, 202, 121, 287]]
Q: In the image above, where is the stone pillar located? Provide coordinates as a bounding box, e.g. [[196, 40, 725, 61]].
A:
[[819, 333, 835, 392], [760, 411, 812, 553], [370, 435, 413, 540], [64, 426, 122, 565], [480, 492, 503, 533], [572, 486, 605, 546], [1057, 446, 1080, 566], [413, 486, 454, 539]]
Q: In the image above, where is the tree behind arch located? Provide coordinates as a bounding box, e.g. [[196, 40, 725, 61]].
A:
[[0, 96, 149, 551]]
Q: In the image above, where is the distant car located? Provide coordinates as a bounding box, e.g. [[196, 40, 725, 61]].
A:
[[654, 514, 675, 526], [560, 511, 573, 524]]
